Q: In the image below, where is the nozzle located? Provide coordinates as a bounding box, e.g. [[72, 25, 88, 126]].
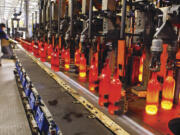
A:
[[149, 38, 163, 72], [166, 41, 177, 70]]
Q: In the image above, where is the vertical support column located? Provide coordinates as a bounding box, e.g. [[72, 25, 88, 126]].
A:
[[88, 0, 93, 39], [82, 0, 90, 14], [50, 1, 52, 33], [43, 0, 46, 24], [39, 0, 42, 25], [118, 0, 127, 79], [68, 0, 74, 37], [32, 13, 34, 38], [35, 11, 38, 26], [58, 0, 61, 35], [24, 0, 29, 38], [120, 0, 127, 39], [11, 19, 14, 37], [82, 0, 89, 30]]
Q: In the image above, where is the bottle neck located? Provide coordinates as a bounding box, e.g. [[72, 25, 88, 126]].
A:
[[151, 72, 157, 80]]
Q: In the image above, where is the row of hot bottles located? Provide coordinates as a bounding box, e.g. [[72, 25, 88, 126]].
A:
[[20, 39, 180, 116], [20, 40, 122, 115]]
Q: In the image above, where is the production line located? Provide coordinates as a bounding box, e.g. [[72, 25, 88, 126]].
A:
[[1, 0, 180, 135]]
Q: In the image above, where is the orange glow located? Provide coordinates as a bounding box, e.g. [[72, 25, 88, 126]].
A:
[[89, 57, 98, 92], [29, 41, 34, 52], [176, 50, 180, 104], [79, 54, 87, 81], [98, 60, 111, 106], [108, 70, 122, 115], [64, 49, 70, 71], [177, 49, 180, 59], [117, 40, 125, 77], [138, 52, 146, 82], [75, 49, 80, 66], [161, 70, 175, 110], [65, 64, 70, 70], [158, 44, 168, 79], [89, 85, 95, 91], [177, 49, 180, 67], [48, 56, 51, 59], [61, 48, 65, 59], [47, 44, 53, 61], [59, 36, 62, 49], [145, 105, 158, 115], [138, 74, 143, 82], [79, 72, 86, 78], [145, 72, 161, 115], [161, 100, 173, 110]]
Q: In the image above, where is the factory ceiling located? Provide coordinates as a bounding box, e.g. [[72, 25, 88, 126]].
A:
[[0, 0, 38, 23]]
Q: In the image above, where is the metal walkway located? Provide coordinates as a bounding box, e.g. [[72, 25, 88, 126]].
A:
[[15, 49, 114, 135], [0, 59, 32, 135]]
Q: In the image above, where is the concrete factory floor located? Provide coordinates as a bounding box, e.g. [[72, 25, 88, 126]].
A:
[[0, 59, 31, 135], [15, 50, 114, 135]]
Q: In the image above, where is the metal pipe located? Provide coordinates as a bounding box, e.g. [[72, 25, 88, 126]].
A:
[[32, 13, 34, 35], [39, 0, 42, 24], [24, 0, 29, 38], [88, 0, 93, 39], [120, 0, 127, 39], [65, 4, 68, 18], [50, 1, 52, 32], [11, 19, 14, 37], [58, 0, 61, 34], [69, 0, 73, 37], [51, 1, 55, 21], [46, 1, 49, 22], [35, 11, 38, 25], [43, 0, 46, 23]]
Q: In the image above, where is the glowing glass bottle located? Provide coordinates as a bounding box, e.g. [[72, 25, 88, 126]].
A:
[[38, 41, 42, 56], [145, 72, 161, 115], [75, 49, 80, 67], [47, 44, 53, 61], [89, 57, 98, 92], [139, 52, 146, 82], [79, 53, 87, 81], [161, 70, 175, 110], [176, 50, 180, 104], [108, 70, 122, 115], [51, 51, 55, 70], [53, 46, 60, 72], [64, 49, 70, 71], [61, 48, 65, 67], [29, 40, 34, 52], [99, 60, 111, 106], [40, 43, 47, 62]]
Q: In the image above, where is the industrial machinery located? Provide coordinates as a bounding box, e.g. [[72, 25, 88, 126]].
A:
[[17, 0, 180, 134], [11, 0, 26, 38]]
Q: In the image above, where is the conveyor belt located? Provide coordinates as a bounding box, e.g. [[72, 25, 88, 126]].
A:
[[15, 49, 114, 135], [0, 59, 32, 135], [13, 37, 176, 135], [14, 43, 164, 135], [14, 45, 161, 135]]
